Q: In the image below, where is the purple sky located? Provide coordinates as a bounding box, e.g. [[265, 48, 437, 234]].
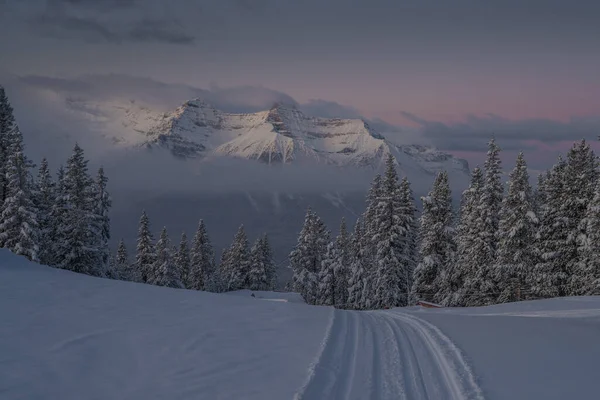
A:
[[1, 0, 599, 169]]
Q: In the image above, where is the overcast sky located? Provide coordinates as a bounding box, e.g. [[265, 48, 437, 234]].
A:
[[1, 0, 599, 169]]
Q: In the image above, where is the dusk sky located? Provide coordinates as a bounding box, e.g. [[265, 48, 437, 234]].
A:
[[1, 0, 600, 169]]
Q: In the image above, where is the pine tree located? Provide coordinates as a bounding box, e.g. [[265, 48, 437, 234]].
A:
[[105, 249, 118, 279], [400, 177, 418, 303], [347, 219, 368, 309], [248, 236, 269, 291], [0, 86, 17, 204], [49, 166, 67, 267], [91, 168, 111, 276], [447, 167, 485, 306], [135, 210, 155, 283], [562, 140, 598, 295], [531, 158, 569, 299], [372, 154, 410, 308], [333, 218, 351, 308], [572, 179, 600, 295], [152, 227, 182, 288], [55, 144, 99, 275], [412, 171, 455, 304], [174, 232, 191, 288], [289, 208, 330, 305], [221, 224, 251, 291], [115, 239, 131, 281], [0, 135, 39, 262], [189, 220, 215, 290], [261, 234, 277, 290], [359, 175, 383, 309], [34, 158, 55, 265], [495, 152, 538, 303], [318, 242, 337, 306], [468, 138, 503, 305]]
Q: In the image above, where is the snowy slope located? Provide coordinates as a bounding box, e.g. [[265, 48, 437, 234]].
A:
[[3, 250, 600, 400], [0, 250, 332, 400]]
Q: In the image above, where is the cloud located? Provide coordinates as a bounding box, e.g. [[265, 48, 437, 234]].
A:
[[402, 111, 600, 152], [128, 19, 195, 44], [299, 100, 361, 119]]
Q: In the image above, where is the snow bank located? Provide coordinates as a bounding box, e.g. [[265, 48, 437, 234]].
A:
[[0, 250, 332, 400], [410, 297, 600, 400]]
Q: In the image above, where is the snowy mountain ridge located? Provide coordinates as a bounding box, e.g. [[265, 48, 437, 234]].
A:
[[88, 98, 470, 175]]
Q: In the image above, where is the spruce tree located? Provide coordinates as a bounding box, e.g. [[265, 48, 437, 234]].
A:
[[400, 176, 418, 302], [248, 236, 269, 291], [0, 136, 39, 262], [331, 218, 350, 307], [318, 242, 337, 306], [135, 210, 155, 283], [495, 152, 538, 303], [261, 234, 277, 290], [359, 175, 383, 309], [189, 220, 215, 290], [447, 167, 485, 306], [55, 144, 99, 275], [372, 154, 410, 308], [152, 227, 182, 288], [174, 232, 191, 288], [562, 140, 598, 295], [49, 166, 66, 267], [222, 224, 251, 291], [0, 86, 16, 203], [347, 219, 368, 309], [412, 171, 455, 304], [91, 168, 111, 276], [572, 179, 600, 295], [531, 158, 569, 299], [35, 158, 55, 265], [289, 208, 330, 305], [115, 239, 131, 281]]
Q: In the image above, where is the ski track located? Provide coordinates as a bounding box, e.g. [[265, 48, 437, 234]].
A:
[[297, 309, 484, 400]]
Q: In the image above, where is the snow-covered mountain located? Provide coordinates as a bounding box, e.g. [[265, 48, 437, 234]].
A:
[[76, 97, 469, 176]]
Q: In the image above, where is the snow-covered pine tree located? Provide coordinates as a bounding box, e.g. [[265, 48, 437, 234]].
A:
[[54, 144, 100, 275], [446, 167, 485, 307], [261, 234, 277, 290], [562, 139, 598, 296], [34, 158, 54, 265], [531, 157, 569, 299], [359, 175, 383, 309], [333, 218, 351, 308], [105, 249, 118, 279], [91, 167, 111, 276], [317, 241, 337, 306], [0, 130, 39, 261], [135, 210, 156, 283], [495, 152, 538, 303], [572, 179, 600, 295], [0, 85, 17, 204], [115, 239, 131, 281], [470, 138, 503, 305], [372, 154, 410, 308], [49, 166, 66, 267], [347, 219, 367, 309], [412, 171, 455, 304], [248, 236, 269, 291], [174, 232, 191, 288], [151, 227, 182, 288], [289, 208, 330, 305], [189, 220, 215, 291], [222, 224, 251, 291], [399, 176, 418, 303]]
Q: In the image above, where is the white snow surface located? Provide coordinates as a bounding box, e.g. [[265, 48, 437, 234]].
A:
[[3, 250, 600, 400]]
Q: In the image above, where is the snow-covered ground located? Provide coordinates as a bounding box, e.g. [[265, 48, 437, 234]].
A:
[[2, 250, 599, 399]]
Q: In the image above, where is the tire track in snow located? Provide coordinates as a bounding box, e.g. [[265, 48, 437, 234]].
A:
[[297, 309, 484, 400]]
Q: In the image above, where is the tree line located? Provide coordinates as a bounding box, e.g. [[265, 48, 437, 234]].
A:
[[0, 85, 277, 293], [290, 139, 600, 309]]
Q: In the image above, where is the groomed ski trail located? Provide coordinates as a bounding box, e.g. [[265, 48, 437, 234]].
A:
[[296, 309, 484, 400]]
